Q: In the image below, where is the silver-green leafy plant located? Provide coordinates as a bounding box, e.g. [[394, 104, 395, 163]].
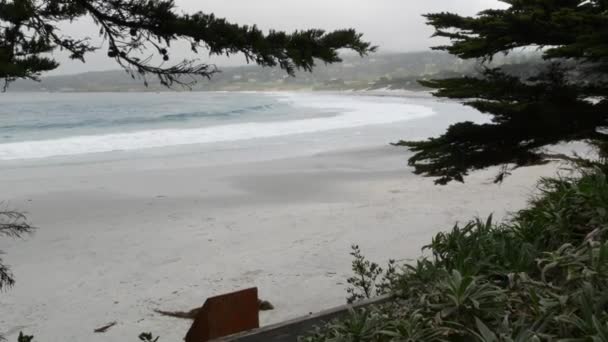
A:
[[303, 166, 608, 341]]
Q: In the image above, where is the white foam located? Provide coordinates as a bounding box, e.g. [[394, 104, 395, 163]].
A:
[[0, 93, 435, 160]]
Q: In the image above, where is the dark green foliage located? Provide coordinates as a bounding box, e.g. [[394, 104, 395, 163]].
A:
[[0, 211, 34, 291], [302, 166, 608, 341], [0, 0, 375, 90], [346, 245, 397, 304], [395, 0, 608, 184], [138, 332, 159, 342], [0, 213, 34, 342], [425, 1, 608, 63], [16, 332, 32, 342]]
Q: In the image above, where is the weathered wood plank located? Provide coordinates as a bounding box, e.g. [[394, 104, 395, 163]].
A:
[[213, 294, 392, 342]]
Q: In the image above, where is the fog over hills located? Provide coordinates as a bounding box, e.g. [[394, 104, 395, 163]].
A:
[[10, 51, 538, 92]]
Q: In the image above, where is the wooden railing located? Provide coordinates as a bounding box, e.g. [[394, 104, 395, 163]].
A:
[[213, 294, 393, 342]]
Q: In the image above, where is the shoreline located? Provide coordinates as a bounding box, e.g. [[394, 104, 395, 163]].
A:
[[0, 91, 480, 167]]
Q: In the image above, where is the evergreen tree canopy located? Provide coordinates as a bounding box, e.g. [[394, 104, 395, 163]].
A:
[[0, 211, 34, 290], [394, 0, 608, 184], [0, 0, 375, 89]]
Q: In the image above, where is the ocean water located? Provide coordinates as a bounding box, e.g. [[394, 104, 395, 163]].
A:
[[0, 92, 436, 161]]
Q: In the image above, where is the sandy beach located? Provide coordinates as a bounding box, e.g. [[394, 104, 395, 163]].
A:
[[0, 92, 561, 341]]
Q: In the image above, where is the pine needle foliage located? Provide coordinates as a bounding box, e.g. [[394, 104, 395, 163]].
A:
[[394, 0, 608, 185], [302, 166, 608, 341], [0, 210, 34, 291], [0, 0, 376, 90]]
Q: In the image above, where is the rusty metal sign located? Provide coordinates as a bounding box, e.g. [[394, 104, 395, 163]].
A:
[[185, 287, 260, 342]]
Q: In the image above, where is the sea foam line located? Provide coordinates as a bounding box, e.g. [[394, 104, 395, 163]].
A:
[[0, 94, 434, 160]]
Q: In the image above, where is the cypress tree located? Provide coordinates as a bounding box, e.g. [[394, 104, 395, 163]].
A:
[[0, 211, 34, 290], [394, 0, 608, 184], [0, 0, 375, 89]]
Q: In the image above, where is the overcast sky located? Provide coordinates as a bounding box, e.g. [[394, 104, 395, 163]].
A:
[[50, 0, 505, 75]]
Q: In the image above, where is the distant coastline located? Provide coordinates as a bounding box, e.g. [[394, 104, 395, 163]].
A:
[[7, 51, 539, 93]]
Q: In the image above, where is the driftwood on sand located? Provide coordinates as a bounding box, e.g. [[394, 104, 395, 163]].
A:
[[154, 307, 202, 320], [94, 321, 117, 333], [155, 299, 274, 320]]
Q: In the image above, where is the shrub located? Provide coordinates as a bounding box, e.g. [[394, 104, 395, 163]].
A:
[[302, 167, 608, 341]]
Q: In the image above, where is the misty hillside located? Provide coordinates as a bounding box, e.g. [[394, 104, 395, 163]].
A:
[[10, 51, 539, 92]]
